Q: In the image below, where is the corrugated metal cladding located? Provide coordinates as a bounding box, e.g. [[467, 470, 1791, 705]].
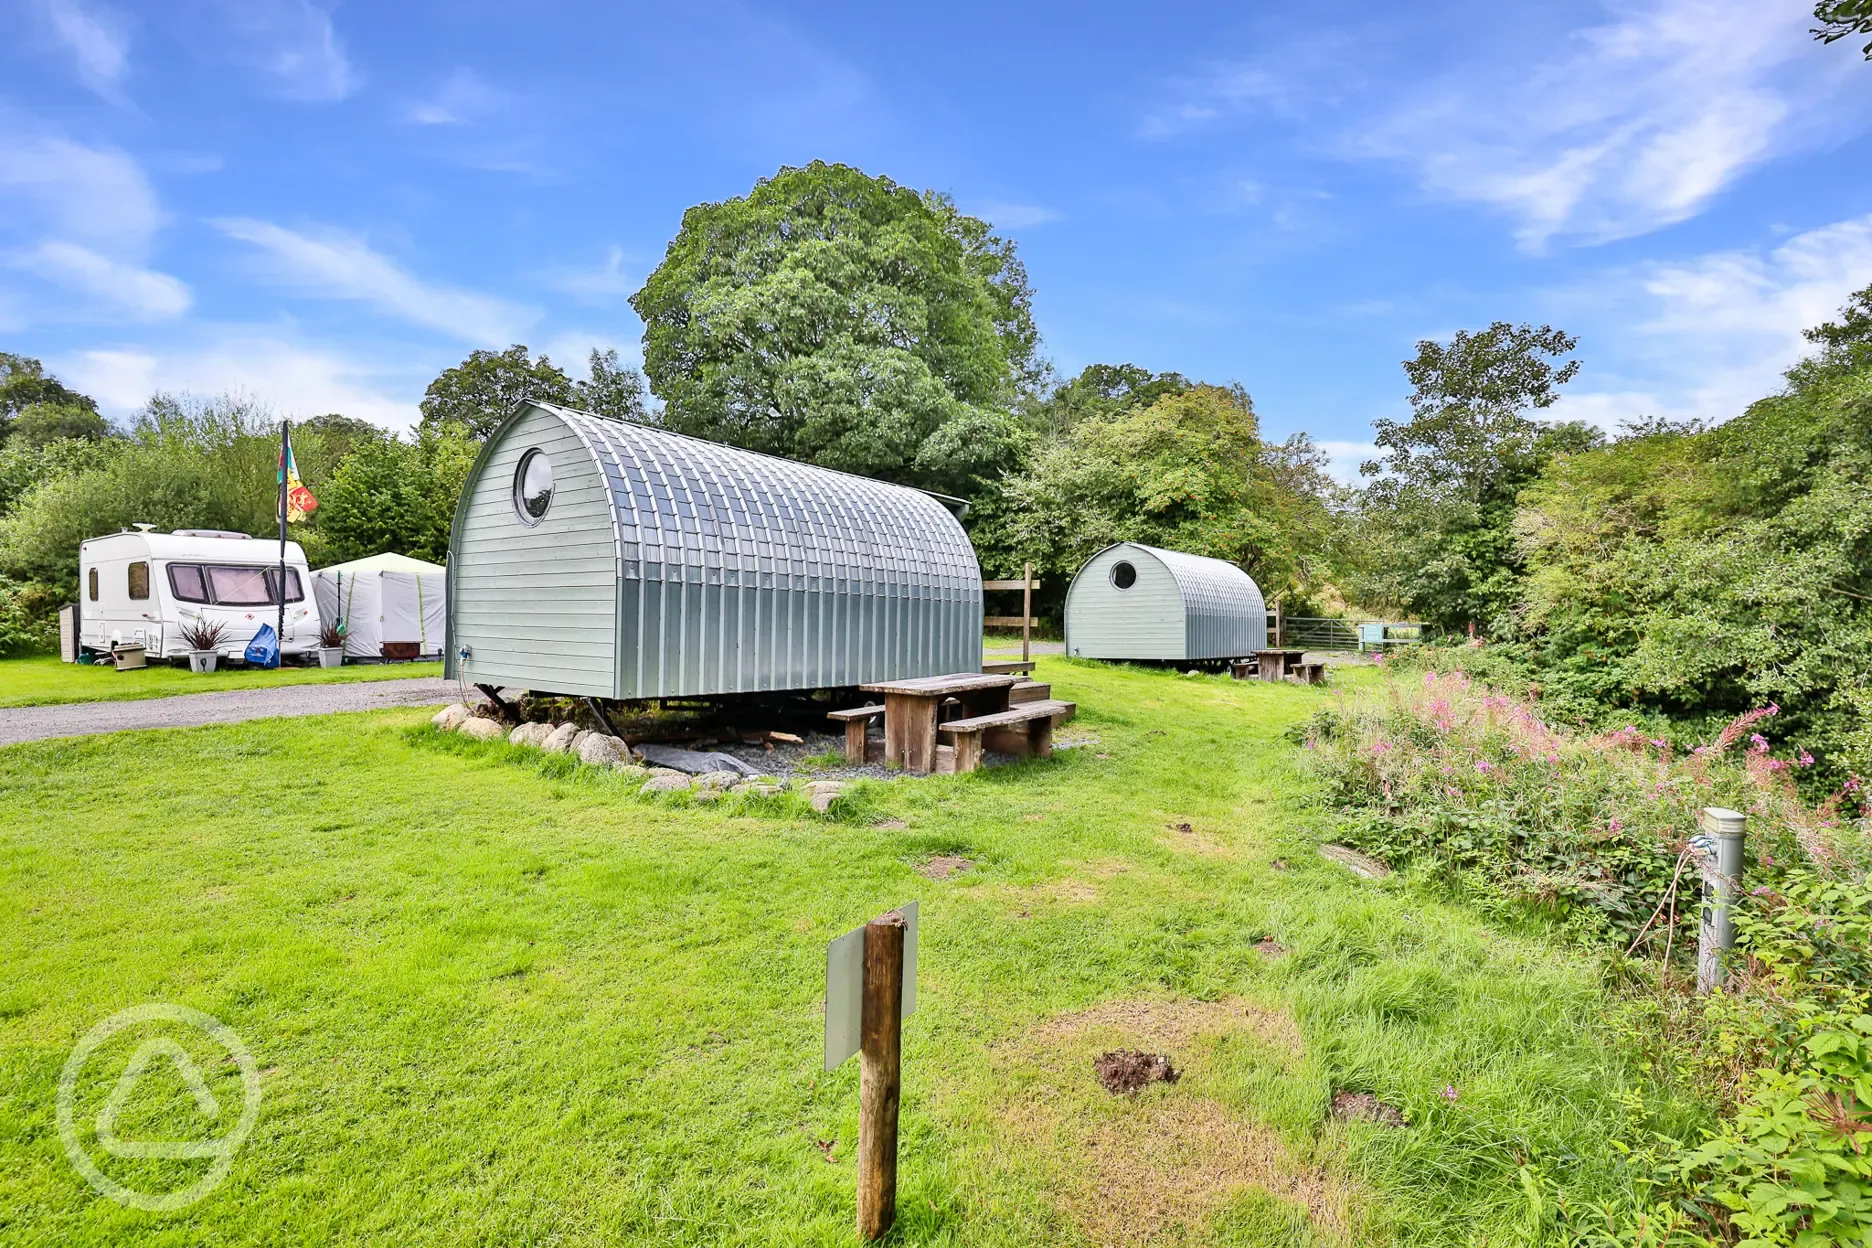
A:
[[447, 402, 983, 699], [1064, 541, 1266, 661]]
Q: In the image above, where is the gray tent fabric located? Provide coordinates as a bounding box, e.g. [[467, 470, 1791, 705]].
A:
[[633, 745, 761, 776], [312, 553, 446, 658]]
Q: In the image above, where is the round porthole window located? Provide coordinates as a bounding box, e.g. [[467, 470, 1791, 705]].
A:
[[513, 449, 554, 524], [1111, 560, 1137, 590]]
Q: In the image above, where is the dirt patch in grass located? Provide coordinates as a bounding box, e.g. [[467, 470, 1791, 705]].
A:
[[1162, 820, 1236, 858], [1095, 1049, 1179, 1094], [1254, 938, 1288, 957], [917, 855, 973, 880], [1330, 1092, 1405, 1128], [989, 878, 1101, 906], [988, 996, 1354, 1245]]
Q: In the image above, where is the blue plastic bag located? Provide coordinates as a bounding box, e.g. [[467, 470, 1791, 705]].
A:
[[244, 623, 280, 668]]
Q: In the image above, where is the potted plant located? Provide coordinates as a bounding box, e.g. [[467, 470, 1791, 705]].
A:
[[318, 621, 346, 668], [180, 618, 228, 674]]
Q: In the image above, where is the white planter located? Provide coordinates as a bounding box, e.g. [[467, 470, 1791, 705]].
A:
[[318, 647, 344, 668], [188, 649, 218, 674]]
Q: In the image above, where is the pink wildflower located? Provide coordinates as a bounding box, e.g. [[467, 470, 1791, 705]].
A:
[[1425, 671, 1437, 687], [1650, 738, 1667, 749], [1798, 751, 1814, 768], [1607, 818, 1623, 834], [1475, 759, 1494, 774], [1749, 733, 1769, 753], [1441, 1084, 1459, 1102]]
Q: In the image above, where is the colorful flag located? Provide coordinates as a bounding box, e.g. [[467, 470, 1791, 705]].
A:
[[279, 429, 318, 521]]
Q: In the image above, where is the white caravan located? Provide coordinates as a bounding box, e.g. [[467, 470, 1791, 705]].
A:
[[75, 527, 323, 662]]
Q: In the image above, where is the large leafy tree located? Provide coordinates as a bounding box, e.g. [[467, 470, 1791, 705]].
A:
[[1346, 323, 1600, 635], [420, 346, 646, 439], [630, 161, 1039, 492], [1002, 384, 1331, 605], [314, 427, 476, 566], [0, 354, 100, 447], [1814, 0, 1872, 59]]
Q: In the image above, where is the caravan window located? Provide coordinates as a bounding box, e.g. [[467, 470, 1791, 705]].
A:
[[88, 568, 98, 601], [175, 564, 305, 605], [128, 562, 150, 600], [168, 564, 209, 603], [206, 566, 272, 605], [265, 568, 305, 603]]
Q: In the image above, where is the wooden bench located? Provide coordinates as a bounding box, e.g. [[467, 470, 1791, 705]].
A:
[[1229, 659, 1255, 681], [1288, 661, 1327, 686], [1008, 679, 1051, 704], [983, 660, 1036, 676], [826, 704, 885, 763], [937, 699, 1075, 773]]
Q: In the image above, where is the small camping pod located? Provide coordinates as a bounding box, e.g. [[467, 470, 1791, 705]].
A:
[[444, 402, 982, 699], [1063, 542, 1266, 662], [312, 552, 446, 659]]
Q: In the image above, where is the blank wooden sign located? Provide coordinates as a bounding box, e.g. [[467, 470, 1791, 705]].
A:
[[825, 901, 917, 1070]]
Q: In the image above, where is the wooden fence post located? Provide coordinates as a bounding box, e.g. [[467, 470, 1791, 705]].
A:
[[858, 913, 906, 1240], [1021, 562, 1033, 664]]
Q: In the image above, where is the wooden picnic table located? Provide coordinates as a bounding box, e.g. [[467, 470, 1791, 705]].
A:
[[1252, 649, 1308, 682], [859, 672, 1020, 774]]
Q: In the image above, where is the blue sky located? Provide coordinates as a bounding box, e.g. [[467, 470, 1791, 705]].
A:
[[2, 0, 1869, 477]]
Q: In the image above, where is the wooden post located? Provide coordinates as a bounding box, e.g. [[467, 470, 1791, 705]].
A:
[[1021, 562, 1032, 664], [1274, 598, 1285, 649], [858, 913, 906, 1241]]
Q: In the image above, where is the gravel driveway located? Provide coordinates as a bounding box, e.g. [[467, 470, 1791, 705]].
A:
[[0, 677, 461, 747]]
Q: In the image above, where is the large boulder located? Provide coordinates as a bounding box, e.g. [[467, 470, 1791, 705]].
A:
[[578, 734, 629, 766], [640, 772, 691, 795], [509, 721, 553, 747], [540, 723, 581, 754], [570, 729, 594, 752], [805, 779, 847, 812], [458, 717, 505, 741], [694, 771, 739, 791], [432, 704, 472, 731]]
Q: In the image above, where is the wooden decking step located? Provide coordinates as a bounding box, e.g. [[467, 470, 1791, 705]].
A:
[[982, 660, 1036, 675]]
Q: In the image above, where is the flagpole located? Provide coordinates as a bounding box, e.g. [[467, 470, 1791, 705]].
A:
[[277, 419, 289, 669]]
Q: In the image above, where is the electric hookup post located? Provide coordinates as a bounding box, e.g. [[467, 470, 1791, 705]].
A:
[[1695, 806, 1746, 994], [825, 901, 917, 1241]]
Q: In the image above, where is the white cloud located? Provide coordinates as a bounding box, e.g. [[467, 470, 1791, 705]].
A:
[[406, 68, 505, 125], [214, 218, 538, 344], [1553, 213, 1872, 428], [39, 0, 130, 99], [1356, 0, 1849, 248], [548, 246, 636, 300], [1315, 439, 1380, 484], [970, 202, 1063, 230], [0, 133, 188, 327], [218, 0, 356, 102], [61, 335, 425, 429], [12, 242, 190, 319], [0, 135, 162, 248]]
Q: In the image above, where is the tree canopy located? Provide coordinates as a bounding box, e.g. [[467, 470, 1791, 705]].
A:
[[0, 354, 99, 447], [1002, 383, 1330, 602], [1814, 0, 1872, 58], [630, 161, 1038, 493], [420, 345, 647, 439]]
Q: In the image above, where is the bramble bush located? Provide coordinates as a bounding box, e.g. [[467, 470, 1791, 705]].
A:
[[1300, 666, 1872, 1245]]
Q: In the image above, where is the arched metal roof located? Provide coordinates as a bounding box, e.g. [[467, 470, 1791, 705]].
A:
[[1138, 544, 1266, 622], [536, 402, 980, 594], [447, 402, 982, 698]]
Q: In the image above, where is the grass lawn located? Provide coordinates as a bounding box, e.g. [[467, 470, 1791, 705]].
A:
[[0, 660, 1687, 1245], [0, 655, 444, 708]]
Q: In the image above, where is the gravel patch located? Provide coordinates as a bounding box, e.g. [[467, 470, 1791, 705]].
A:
[[0, 677, 460, 747]]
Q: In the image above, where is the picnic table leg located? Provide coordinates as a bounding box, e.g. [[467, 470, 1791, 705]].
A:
[[1027, 715, 1053, 759], [883, 694, 908, 769], [844, 718, 869, 764], [952, 730, 983, 773], [899, 694, 940, 775]]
